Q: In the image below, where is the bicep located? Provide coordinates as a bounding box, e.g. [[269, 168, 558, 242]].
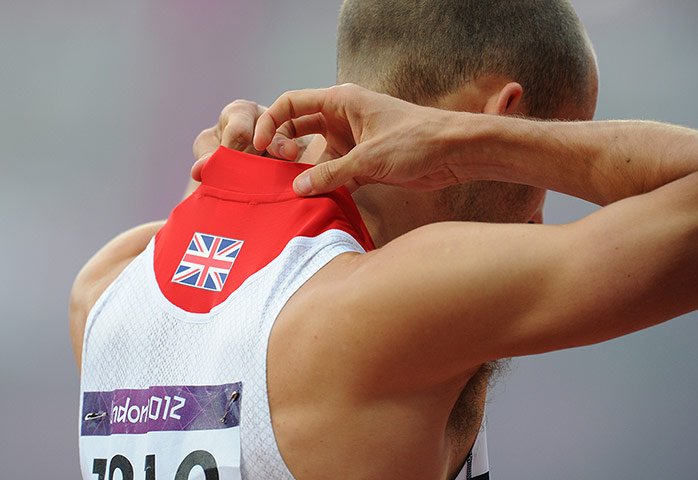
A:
[[337, 222, 565, 386], [341, 178, 698, 386], [69, 220, 165, 371]]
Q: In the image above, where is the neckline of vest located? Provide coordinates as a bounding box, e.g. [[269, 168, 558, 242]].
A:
[[200, 146, 312, 196]]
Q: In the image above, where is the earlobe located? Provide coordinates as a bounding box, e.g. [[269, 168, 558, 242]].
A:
[[483, 82, 524, 115]]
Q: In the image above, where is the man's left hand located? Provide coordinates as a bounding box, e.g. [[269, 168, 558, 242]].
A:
[[191, 99, 312, 182]]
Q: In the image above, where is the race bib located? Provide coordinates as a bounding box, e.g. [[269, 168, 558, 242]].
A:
[[80, 383, 242, 480]]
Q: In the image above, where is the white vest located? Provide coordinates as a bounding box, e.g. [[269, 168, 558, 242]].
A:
[[78, 147, 489, 479]]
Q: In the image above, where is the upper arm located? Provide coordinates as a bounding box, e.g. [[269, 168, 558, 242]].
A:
[[331, 173, 698, 389], [69, 221, 166, 372]]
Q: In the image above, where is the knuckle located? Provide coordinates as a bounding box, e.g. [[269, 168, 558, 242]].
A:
[[285, 119, 298, 138], [218, 109, 229, 127], [223, 121, 253, 147], [318, 163, 338, 186], [220, 99, 253, 122], [193, 127, 218, 152], [327, 83, 353, 104], [327, 84, 341, 96], [333, 82, 356, 94], [235, 129, 253, 147]]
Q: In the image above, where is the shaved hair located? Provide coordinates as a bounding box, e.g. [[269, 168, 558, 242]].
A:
[[337, 0, 594, 118]]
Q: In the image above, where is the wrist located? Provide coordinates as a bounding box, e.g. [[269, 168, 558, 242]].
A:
[[437, 111, 495, 183], [440, 112, 533, 183], [460, 115, 613, 204]]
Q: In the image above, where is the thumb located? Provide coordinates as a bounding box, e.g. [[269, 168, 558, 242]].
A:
[[293, 152, 360, 196], [191, 152, 213, 182]]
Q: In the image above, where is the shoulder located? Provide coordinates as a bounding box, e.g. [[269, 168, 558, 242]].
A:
[[69, 220, 165, 371], [273, 222, 488, 385], [276, 219, 574, 392]]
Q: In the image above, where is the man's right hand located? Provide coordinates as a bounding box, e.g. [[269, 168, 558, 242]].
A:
[[254, 84, 698, 207], [253, 84, 476, 196]]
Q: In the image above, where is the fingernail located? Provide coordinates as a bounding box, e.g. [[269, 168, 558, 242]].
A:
[[294, 173, 312, 195], [278, 143, 286, 158]]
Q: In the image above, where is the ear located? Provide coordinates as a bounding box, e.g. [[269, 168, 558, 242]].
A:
[[483, 82, 524, 115]]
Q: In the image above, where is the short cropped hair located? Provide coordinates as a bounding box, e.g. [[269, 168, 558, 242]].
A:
[[337, 0, 593, 118]]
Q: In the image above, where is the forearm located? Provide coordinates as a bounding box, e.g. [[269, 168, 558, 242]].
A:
[[253, 84, 698, 198], [459, 115, 698, 205]]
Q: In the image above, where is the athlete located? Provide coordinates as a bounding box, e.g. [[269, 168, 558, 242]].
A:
[[70, 1, 697, 479]]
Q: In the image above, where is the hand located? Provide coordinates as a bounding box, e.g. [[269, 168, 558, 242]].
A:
[[253, 83, 475, 195], [191, 99, 313, 182]]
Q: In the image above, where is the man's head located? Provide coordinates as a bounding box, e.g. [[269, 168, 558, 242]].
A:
[[337, 0, 597, 120], [326, 0, 599, 244]]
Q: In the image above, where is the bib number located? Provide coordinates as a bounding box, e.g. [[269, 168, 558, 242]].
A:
[[92, 451, 219, 480], [80, 383, 242, 480]]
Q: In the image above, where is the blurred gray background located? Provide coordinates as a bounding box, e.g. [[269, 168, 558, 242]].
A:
[[1, 0, 696, 478]]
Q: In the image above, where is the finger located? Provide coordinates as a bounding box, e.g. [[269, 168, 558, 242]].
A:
[[266, 119, 301, 160], [292, 134, 314, 160], [293, 151, 362, 196], [190, 152, 213, 182], [253, 88, 332, 150], [192, 126, 220, 163], [272, 134, 317, 161], [219, 101, 261, 151], [314, 148, 367, 193], [268, 135, 300, 160], [267, 114, 326, 159], [285, 114, 327, 139]]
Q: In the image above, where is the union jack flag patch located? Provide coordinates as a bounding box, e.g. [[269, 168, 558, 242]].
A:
[[171, 232, 243, 292]]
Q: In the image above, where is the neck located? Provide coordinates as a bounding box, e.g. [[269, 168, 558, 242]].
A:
[[299, 134, 436, 248], [353, 186, 436, 248], [353, 196, 389, 248]]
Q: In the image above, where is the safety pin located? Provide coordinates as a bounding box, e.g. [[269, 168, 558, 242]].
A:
[[220, 391, 239, 423], [84, 411, 107, 421]]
